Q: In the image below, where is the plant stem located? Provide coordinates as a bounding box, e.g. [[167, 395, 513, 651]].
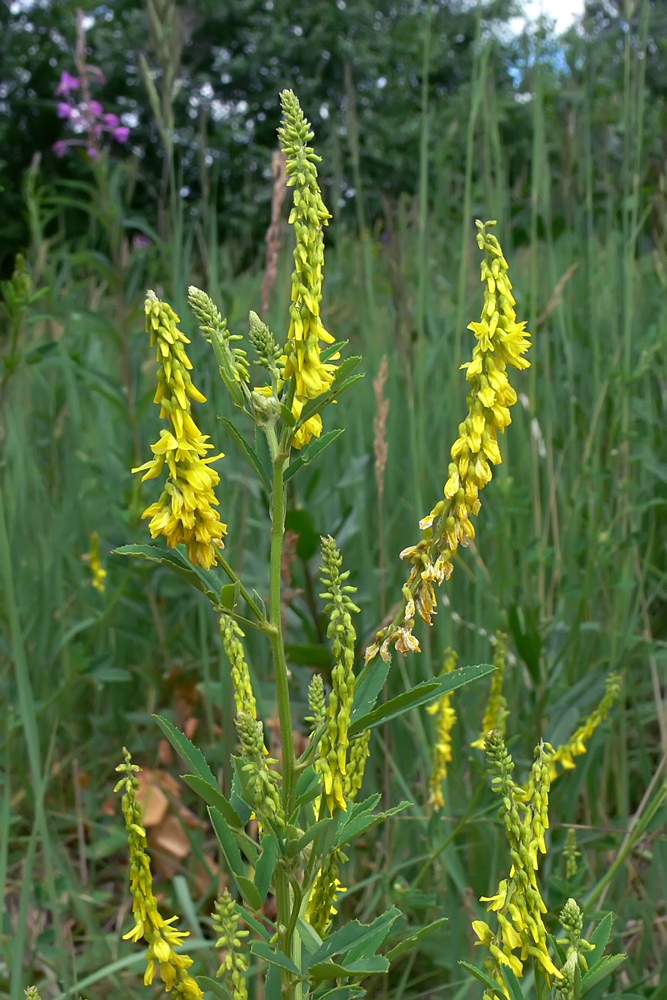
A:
[[268, 434, 298, 991]]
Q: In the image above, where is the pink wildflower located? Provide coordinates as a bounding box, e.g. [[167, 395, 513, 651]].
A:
[[55, 71, 79, 96]]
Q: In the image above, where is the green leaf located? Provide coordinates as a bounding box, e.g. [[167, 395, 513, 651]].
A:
[[296, 365, 365, 427], [284, 429, 345, 482], [198, 976, 234, 1000], [219, 417, 271, 492], [502, 966, 527, 1000], [265, 966, 281, 1000], [587, 912, 614, 963], [349, 663, 495, 736], [385, 917, 448, 961], [309, 958, 388, 980], [208, 806, 244, 878], [321, 340, 348, 361], [250, 941, 302, 977], [332, 355, 363, 387], [297, 916, 323, 957], [295, 766, 322, 809], [236, 904, 273, 941], [220, 580, 240, 610], [237, 875, 263, 911], [114, 543, 218, 602], [307, 908, 400, 969], [153, 715, 217, 786], [255, 835, 278, 902], [351, 659, 391, 723], [309, 961, 352, 980], [336, 800, 409, 847], [290, 817, 333, 857], [582, 955, 627, 992], [458, 961, 505, 997], [279, 402, 297, 426], [181, 774, 242, 829]]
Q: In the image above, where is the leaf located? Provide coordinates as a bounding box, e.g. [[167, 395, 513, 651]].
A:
[[153, 715, 217, 786], [582, 954, 627, 992], [198, 977, 234, 1000], [349, 663, 495, 736], [220, 580, 240, 610], [237, 875, 263, 911], [279, 402, 296, 426], [309, 958, 388, 980], [306, 908, 400, 969], [181, 774, 242, 829], [321, 340, 348, 361], [297, 367, 365, 427], [336, 801, 409, 847], [291, 818, 333, 857], [284, 429, 345, 482], [236, 903, 272, 941], [264, 966, 281, 1000], [114, 543, 218, 601], [255, 835, 278, 902], [208, 806, 244, 878], [385, 917, 448, 962], [297, 916, 323, 957], [508, 602, 542, 683], [295, 767, 322, 809], [351, 659, 391, 723], [502, 966, 527, 1000], [459, 961, 505, 997], [218, 417, 271, 492], [250, 941, 302, 977], [587, 912, 614, 964]]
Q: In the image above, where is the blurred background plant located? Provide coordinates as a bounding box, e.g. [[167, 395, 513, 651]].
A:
[[0, 0, 666, 998]]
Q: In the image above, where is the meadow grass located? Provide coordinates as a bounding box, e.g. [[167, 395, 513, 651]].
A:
[[1, 9, 666, 997]]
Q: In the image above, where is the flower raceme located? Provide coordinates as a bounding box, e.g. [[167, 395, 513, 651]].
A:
[[427, 648, 458, 811], [367, 221, 531, 664], [279, 89, 338, 448], [53, 69, 130, 159], [115, 751, 203, 999], [550, 672, 620, 780], [132, 292, 226, 569]]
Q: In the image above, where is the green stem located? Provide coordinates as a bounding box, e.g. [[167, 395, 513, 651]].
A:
[[268, 435, 298, 991]]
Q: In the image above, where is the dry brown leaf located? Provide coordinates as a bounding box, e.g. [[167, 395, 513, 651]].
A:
[[136, 770, 169, 828], [153, 813, 191, 860]]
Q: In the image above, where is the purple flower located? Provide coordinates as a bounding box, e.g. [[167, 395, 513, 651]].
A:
[[103, 113, 119, 128], [113, 126, 130, 143], [87, 147, 99, 161], [133, 233, 152, 250], [57, 102, 73, 119], [89, 100, 103, 117], [53, 139, 70, 157], [55, 71, 79, 96]]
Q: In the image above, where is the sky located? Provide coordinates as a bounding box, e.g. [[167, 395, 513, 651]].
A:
[[521, 0, 586, 33]]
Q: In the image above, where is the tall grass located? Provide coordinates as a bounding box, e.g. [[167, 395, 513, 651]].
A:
[[1, 5, 666, 996]]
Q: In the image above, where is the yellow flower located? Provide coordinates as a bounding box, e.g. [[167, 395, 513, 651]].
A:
[[316, 537, 360, 813], [220, 615, 257, 719], [115, 750, 204, 998], [474, 735, 563, 992], [369, 222, 530, 663], [471, 632, 509, 750], [427, 648, 458, 811], [132, 292, 226, 569], [306, 849, 348, 936], [87, 531, 107, 592], [279, 90, 338, 448], [550, 673, 621, 781]]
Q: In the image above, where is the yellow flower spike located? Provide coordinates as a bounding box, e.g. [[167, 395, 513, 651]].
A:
[[550, 673, 621, 781], [427, 648, 458, 811], [114, 749, 204, 999], [87, 531, 107, 592], [279, 90, 338, 448], [472, 632, 510, 750], [306, 849, 348, 936], [220, 614, 257, 719], [369, 221, 531, 664], [316, 536, 360, 813], [474, 734, 562, 993], [132, 291, 227, 569]]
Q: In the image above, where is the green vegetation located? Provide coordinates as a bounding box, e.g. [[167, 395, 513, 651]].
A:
[[1, 2, 666, 999]]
